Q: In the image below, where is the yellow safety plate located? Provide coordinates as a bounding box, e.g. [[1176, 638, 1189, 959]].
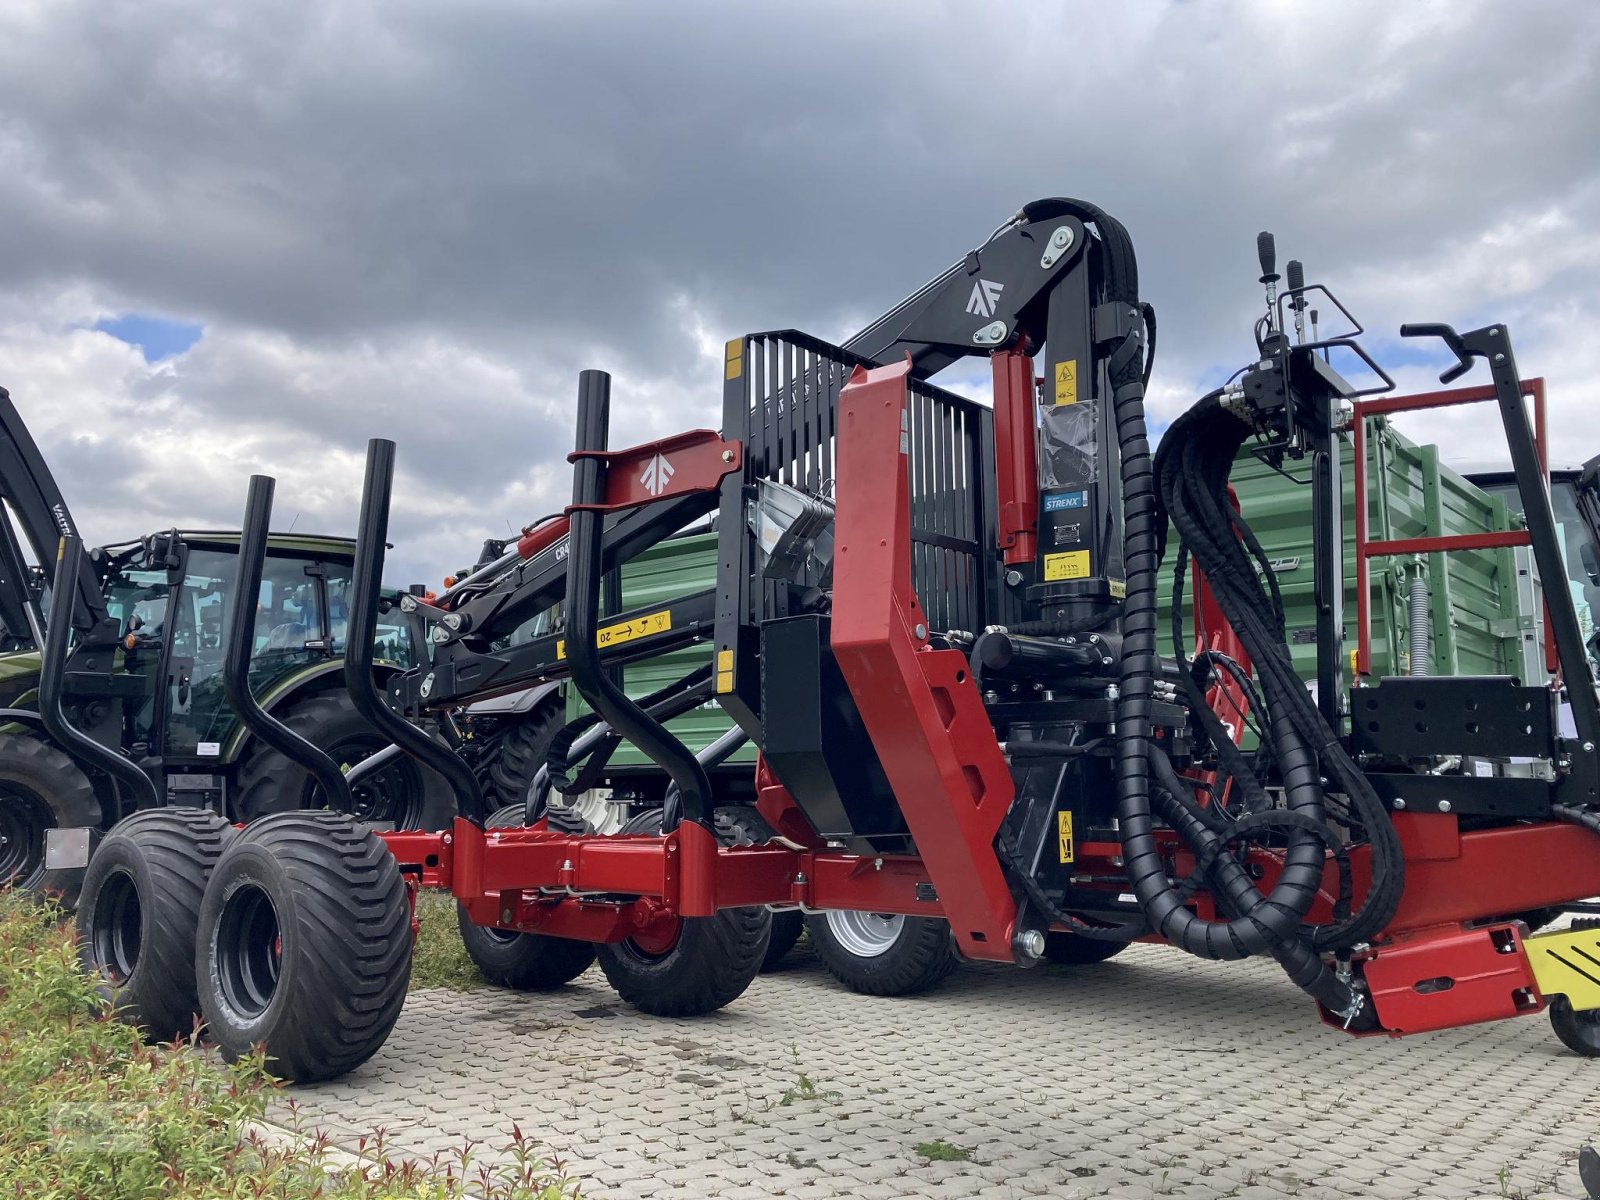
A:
[[1057, 811, 1075, 864], [725, 338, 744, 380], [1526, 925, 1600, 1012], [556, 609, 673, 661], [1054, 359, 1078, 406], [1043, 550, 1091, 582], [716, 648, 735, 694]]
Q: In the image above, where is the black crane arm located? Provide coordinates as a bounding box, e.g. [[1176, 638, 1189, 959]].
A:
[[0, 386, 108, 639]]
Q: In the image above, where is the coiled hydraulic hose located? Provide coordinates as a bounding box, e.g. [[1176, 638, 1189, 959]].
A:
[[1041, 195, 1382, 1024]]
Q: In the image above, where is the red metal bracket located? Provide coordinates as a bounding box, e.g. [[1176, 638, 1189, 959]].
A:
[[1361, 923, 1541, 1035], [566, 429, 741, 512], [829, 359, 1019, 962]]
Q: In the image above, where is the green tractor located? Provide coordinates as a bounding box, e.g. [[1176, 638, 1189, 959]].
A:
[[0, 385, 451, 904]]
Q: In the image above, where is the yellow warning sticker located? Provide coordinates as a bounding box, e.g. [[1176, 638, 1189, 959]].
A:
[[1108, 578, 1127, 600], [716, 650, 735, 694], [725, 338, 743, 380], [1057, 810, 1075, 864], [1043, 550, 1091, 581], [556, 609, 673, 661], [1054, 359, 1078, 406]]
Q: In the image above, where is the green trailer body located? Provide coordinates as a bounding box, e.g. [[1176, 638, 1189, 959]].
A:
[[575, 420, 1525, 770]]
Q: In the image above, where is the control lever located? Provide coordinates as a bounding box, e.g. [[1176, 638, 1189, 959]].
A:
[[1287, 259, 1306, 341], [1257, 232, 1280, 331], [1400, 322, 1473, 384]]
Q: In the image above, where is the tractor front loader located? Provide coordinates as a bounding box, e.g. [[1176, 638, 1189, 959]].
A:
[[81, 197, 1600, 1081]]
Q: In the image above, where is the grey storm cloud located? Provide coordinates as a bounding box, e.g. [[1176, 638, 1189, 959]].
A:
[[0, 0, 1597, 579]]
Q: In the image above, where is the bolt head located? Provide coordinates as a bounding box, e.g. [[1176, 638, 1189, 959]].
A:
[[501, 909, 513, 923], [1004, 570, 1024, 587], [721, 449, 734, 463], [914, 623, 928, 640], [1393, 798, 1406, 810], [1438, 800, 1452, 814], [1016, 929, 1046, 960], [1584, 742, 1595, 753]]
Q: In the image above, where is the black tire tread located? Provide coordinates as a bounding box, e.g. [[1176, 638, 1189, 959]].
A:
[[198, 811, 411, 1083], [485, 700, 564, 813], [455, 804, 596, 990], [79, 807, 235, 1040], [594, 805, 770, 1015], [0, 734, 102, 903], [805, 912, 956, 996], [232, 691, 442, 828]]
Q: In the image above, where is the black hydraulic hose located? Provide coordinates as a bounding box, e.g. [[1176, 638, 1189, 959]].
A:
[[224, 475, 355, 812], [1157, 400, 1402, 949], [1065, 199, 1372, 1025], [40, 535, 159, 810]]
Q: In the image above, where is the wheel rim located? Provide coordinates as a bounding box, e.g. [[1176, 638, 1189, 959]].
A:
[[90, 868, 143, 983], [215, 884, 283, 1018], [548, 788, 625, 835], [320, 736, 426, 827], [0, 784, 51, 887], [826, 910, 904, 958]]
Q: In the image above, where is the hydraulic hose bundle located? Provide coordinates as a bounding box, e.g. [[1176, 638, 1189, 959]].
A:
[[1070, 196, 1399, 1026]]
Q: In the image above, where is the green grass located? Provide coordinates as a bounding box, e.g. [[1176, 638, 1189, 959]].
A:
[[410, 890, 489, 991], [914, 1140, 973, 1163], [0, 890, 577, 1197]]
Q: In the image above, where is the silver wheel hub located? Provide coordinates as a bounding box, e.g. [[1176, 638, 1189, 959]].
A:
[[825, 910, 904, 958]]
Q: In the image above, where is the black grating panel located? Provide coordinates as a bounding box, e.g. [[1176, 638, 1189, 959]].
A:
[[738, 330, 1012, 635]]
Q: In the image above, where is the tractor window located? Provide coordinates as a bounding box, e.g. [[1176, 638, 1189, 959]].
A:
[[325, 575, 418, 669], [165, 549, 336, 759]]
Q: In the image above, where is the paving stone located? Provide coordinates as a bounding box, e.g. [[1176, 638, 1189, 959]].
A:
[[265, 942, 1596, 1199]]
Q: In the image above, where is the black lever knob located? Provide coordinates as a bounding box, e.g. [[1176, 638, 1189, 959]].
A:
[[1286, 260, 1305, 307], [1256, 231, 1278, 282]]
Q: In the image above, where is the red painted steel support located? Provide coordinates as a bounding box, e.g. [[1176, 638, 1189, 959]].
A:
[[1350, 378, 1546, 677], [568, 429, 741, 511], [991, 347, 1039, 566], [829, 360, 1019, 962]]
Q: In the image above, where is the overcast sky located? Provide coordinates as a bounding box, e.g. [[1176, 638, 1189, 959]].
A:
[[1, 0, 1596, 583]]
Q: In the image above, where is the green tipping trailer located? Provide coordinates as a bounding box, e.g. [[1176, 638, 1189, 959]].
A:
[[564, 419, 1529, 799]]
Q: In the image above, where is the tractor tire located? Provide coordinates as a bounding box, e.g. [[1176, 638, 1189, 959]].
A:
[[710, 804, 801, 971], [232, 691, 451, 830], [595, 806, 770, 1015], [77, 808, 236, 1041], [764, 910, 805, 971], [805, 911, 956, 996], [195, 811, 411, 1083], [1043, 931, 1131, 966], [484, 699, 565, 814], [0, 735, 103, 908], [456, 805, 595, 989]]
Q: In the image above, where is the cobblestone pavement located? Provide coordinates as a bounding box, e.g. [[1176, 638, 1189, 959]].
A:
[[278, 939, 1600, 1199]]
